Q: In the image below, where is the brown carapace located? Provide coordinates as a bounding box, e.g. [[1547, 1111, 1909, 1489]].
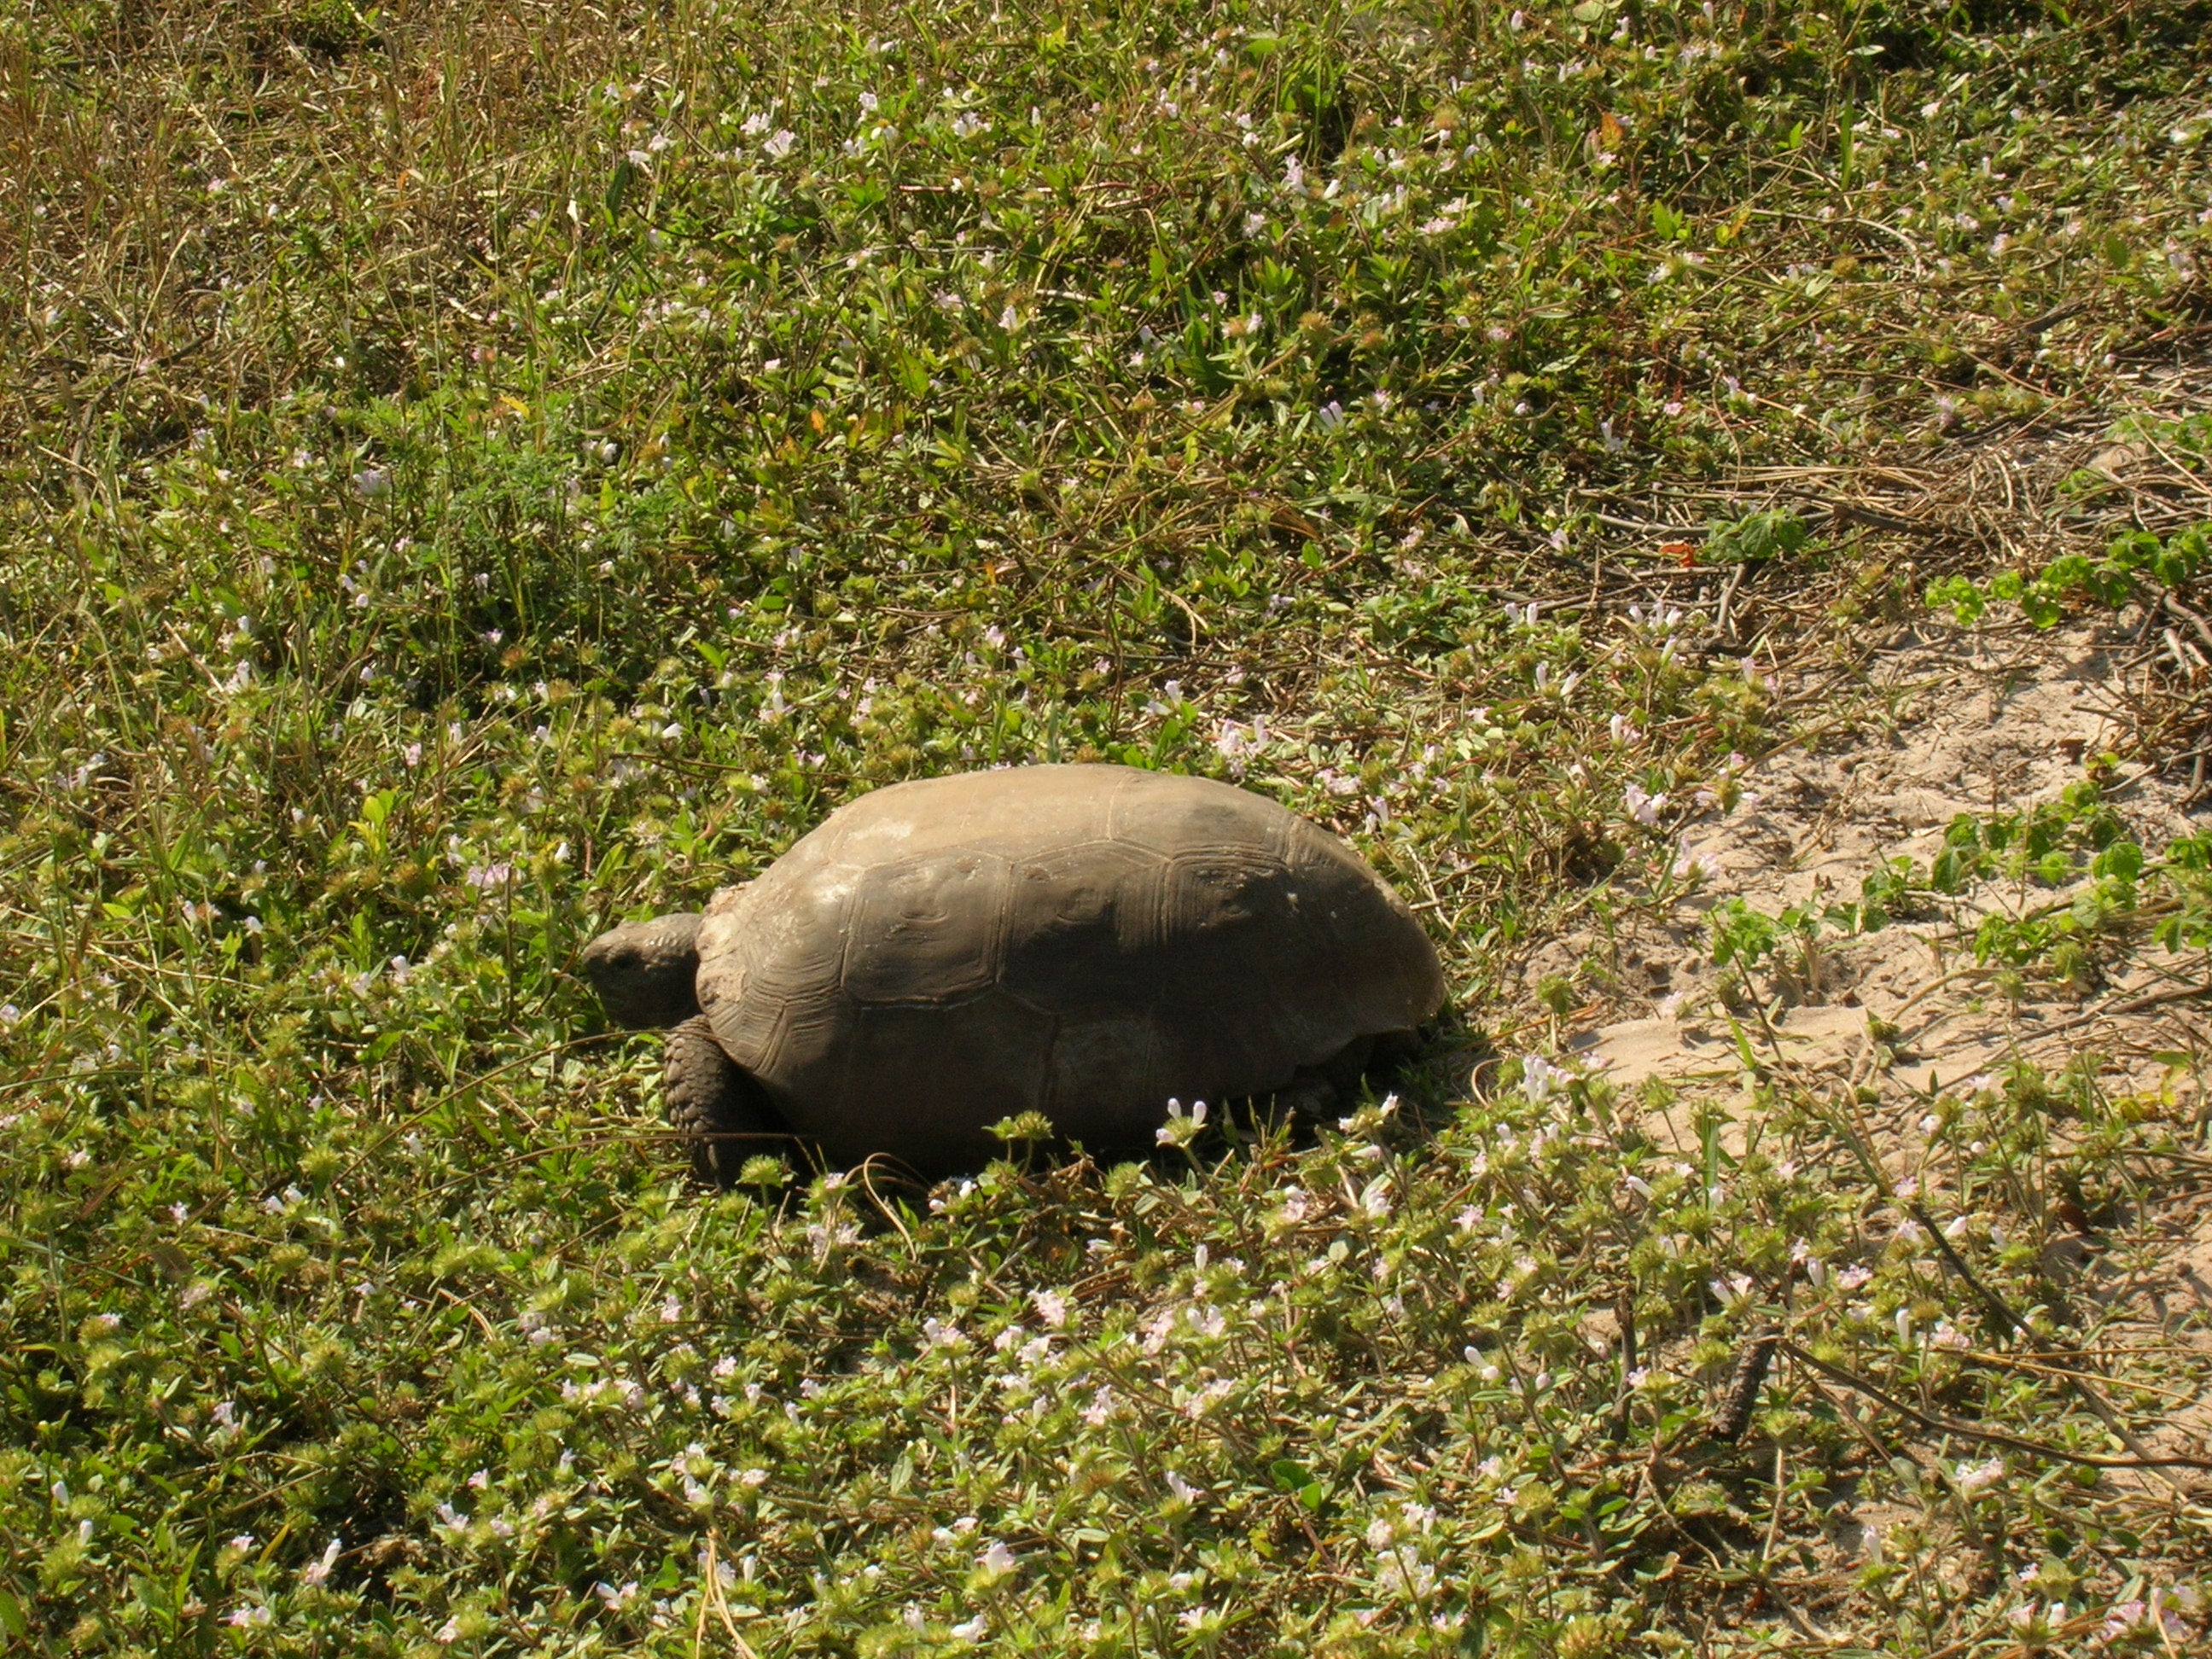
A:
[[582, 764, 1445, 1183]]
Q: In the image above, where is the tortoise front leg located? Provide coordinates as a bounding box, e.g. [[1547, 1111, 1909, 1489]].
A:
[[664, 1016, 789, 1185]]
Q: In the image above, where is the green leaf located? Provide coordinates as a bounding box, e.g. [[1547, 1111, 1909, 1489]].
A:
[[605, 155, 637, 216], [2092, 841, 2143, 882], [2106, 530, 2160, 572], [1704, 509, 1808, 566]]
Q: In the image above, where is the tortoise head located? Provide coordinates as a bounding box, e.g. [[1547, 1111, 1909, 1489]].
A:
[[580, 912, 704, 1028]]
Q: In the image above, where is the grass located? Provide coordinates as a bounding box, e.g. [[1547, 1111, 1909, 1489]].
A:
[[4, 0, 2212, 1652]]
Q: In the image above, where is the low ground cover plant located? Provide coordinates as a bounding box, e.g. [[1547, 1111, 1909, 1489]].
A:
[[4, 0, 2212, 1652]]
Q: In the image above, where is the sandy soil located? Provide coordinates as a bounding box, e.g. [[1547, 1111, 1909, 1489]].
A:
[[1530, 618, 2207, 1113]]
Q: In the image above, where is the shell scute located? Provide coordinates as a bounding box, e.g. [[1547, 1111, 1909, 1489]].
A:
[[998, 839, 1173, 1004], [1162, 845, 1295, 936], [1103, 768, 1285, 861], [839, 850, 1010, 1005]]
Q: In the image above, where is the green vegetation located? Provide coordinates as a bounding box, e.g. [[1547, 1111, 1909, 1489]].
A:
[[1929, 524, 2210, 627], [4, 0, 2212, 1652]]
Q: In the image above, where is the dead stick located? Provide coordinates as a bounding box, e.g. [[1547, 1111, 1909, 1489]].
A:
[[1778, 1342, 2212, 1470]]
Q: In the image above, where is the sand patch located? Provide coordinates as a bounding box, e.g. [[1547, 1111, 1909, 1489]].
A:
[[1543, 620, 2207, 1103]]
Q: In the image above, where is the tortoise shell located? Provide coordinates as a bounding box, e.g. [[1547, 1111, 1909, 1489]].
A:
[[693, 764, 1444, 1173]]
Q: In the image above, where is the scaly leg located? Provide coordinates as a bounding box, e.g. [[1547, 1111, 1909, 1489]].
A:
[[663, 1015, 788, 1185]]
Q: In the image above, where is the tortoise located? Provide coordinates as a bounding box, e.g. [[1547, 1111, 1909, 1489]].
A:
[[580, 763, 1445, 1182]]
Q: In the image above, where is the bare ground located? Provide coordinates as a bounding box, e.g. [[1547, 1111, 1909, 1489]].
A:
[[1567, 618, 2206, 1103]]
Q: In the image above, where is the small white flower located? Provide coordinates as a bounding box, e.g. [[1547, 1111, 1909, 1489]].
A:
[[1954, 1457, 2004, 1494], [300, 1537, 341, 1586], [1519, 1055, 1569, 1104], [763, 129, 795, 158], [1155, 1097, 1208, 1145], [1674, 848, 1723, 883], [978, 1540, 1017, 1577]]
